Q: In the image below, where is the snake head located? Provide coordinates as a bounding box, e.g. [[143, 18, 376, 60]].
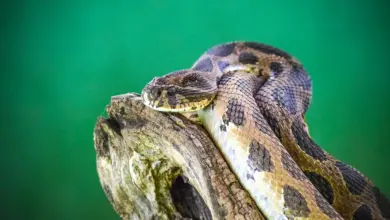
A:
[[141, 70, 217, 112]]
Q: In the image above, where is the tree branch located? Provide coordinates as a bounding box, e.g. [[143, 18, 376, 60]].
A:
[[93, 93, 265, 220]]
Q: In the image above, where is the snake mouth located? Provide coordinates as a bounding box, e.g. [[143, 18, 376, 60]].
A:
[[141, 84, 215, 112]]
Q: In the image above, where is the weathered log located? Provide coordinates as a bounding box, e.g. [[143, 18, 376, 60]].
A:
[[93, 93, 265, 220]]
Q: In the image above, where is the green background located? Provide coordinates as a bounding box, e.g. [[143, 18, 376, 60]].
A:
[[2, 0, 389, 219]]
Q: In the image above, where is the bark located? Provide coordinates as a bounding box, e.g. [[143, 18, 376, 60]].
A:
[[93, 93, 265, 220]]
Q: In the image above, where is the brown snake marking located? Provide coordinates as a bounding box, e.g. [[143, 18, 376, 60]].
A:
[[141, 41, 390, 219]]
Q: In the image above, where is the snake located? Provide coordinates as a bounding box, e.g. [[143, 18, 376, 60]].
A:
[[141, 41, 390, 220]]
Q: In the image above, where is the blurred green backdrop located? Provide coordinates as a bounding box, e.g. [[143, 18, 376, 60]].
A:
[[1, 0, 390, 219]]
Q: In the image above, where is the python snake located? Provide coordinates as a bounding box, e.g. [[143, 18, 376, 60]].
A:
[[141, 41, 390, 220]]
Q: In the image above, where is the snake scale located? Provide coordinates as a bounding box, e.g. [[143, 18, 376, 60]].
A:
[[141, 41, 390, 220]]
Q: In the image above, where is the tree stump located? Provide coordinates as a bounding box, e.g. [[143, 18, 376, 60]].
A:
[[93, 93, 265, 220]]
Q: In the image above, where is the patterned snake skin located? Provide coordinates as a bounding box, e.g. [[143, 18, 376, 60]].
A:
[[141, 42, 390, 220]]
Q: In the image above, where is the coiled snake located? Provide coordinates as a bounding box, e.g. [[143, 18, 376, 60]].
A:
[[141, 42, 390, 220]]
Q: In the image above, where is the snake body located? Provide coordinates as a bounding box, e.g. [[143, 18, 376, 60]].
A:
[[141, 42, 390, 219]]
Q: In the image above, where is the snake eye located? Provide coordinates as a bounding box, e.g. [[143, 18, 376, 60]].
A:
[[167, 87, 176, 96]]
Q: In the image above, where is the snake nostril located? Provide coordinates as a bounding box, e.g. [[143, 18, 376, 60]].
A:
[[152, 88, 162, 98]]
